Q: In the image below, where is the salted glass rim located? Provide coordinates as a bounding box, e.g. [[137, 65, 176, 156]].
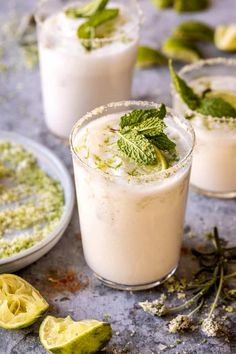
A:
[[174, 57, 236, 123], [70, 100, 195, 183], [35, 0, 143, 45]]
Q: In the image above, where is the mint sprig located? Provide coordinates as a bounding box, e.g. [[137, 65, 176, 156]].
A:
[[169, 61, 236, 118], [65, 0, 109, 18], [77, 8, 119, 49], [117, 130, 158, 166], [120, 104, 166, 129], [169, 61, 200, 110], [114, 105, 176, 167], [198, 97, 236, 118], [149, 133, 176, 151]]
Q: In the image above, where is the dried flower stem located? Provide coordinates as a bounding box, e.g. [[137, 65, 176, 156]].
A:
[[208, 264, 224, 319]]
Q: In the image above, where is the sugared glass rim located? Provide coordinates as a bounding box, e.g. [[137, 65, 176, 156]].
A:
[[35, 0, 143, 46], [173, 57, 236, 124], [70, 100, 195, 183]]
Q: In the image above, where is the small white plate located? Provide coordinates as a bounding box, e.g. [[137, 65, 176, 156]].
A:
[[0, 131, 75, 273]]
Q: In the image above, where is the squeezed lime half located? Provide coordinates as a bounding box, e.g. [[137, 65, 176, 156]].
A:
[[39, 316, 112, 354], [0, 274, 49, 329]]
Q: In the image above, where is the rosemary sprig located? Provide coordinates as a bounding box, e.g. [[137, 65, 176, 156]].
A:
[[139, 227, 236, 337]]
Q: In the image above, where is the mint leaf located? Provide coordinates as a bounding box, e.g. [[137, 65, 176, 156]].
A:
[[173, 20, 214, 43], [137, 46, 168, 68], [77, 8, 119, 44], [149, 133, 176, 151], [117, 130, 158, 166], [65, 0, 109, 18], [120, 104, 166, 129], [136, 117, 166, 137], [169, 60, 200, 110], [197, 97, 236, 118]]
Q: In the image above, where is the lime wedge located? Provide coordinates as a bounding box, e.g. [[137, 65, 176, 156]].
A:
[[215, 25, 236, 51], [206, 90, 236, 110], [162, 37, 202, 63], [0, 274, 49, 329], [39, 316, 112, 354], [155, 147, 169, 170]]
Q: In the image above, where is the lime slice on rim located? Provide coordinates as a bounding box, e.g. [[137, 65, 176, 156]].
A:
[[206, 90, 236, 110], [0, 274, 49, 329], [39, 316, 112, 354], [155, 147, 169, 170]]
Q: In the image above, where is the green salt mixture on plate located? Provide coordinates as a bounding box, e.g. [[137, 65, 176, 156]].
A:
[[0, 142, 64, 259]]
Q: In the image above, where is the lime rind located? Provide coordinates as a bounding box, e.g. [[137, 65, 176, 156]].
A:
[[0, 274, 49, 329], [40, 316, 112, 354]]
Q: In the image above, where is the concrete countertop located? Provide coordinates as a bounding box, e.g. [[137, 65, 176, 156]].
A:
[[0, 0, 235, 353]]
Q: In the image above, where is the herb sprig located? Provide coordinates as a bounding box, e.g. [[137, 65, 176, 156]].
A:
[[140, 227, 236, 337], [65, 0, 109, 18], [65, 0, 120, 50], [112, 104, 176, 167], [169, 60, 236, 118]]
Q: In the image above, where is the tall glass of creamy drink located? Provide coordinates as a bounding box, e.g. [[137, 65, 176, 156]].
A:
[[36, 0, 141, 138], [70, 101, 194, 290], [172, 58, 236, 198]]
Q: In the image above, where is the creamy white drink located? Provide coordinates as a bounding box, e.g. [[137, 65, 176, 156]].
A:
[[172, 59, 236, 198], [36, 0, 140, 138], [70, 101, 194, 290]]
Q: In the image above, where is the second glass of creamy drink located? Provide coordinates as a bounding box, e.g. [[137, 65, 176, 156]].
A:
[[171, 58, 236, 198], [70, 101, 194, 290], [36, 0, 141, 138]]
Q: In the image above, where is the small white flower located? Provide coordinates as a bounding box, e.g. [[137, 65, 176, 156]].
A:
[[201, 316, 224, 337], [168, 315, 192, 333]]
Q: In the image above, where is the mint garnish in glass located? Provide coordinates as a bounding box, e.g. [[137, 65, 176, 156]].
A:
[[169, 60, 236, 118], [112, 104, 176, 168]]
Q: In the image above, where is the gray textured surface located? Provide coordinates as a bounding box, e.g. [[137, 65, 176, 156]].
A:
[[0, 0, 236, 353]]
